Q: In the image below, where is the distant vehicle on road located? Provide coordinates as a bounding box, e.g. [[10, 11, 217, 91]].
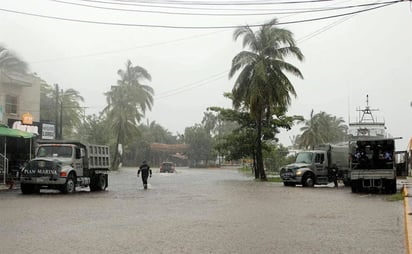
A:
[[160, 162, 175, 173]]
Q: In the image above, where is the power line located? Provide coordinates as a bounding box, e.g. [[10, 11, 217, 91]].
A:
[[152, 1, 384, 99], [20, 0, 403, 100], [0, 1, 403, 29], [155, 70, 229, 99], [51, 0, 400, 17], [3, 0, 404, 101], [72, 0, 343, 12], [29, 29, 228, 63], [84, 0, 336, 7], [297, 14, 354, 43], [26, 0, 357, 63]]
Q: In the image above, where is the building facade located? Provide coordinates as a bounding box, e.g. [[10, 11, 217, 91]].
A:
[[0, 70, 41, 126]]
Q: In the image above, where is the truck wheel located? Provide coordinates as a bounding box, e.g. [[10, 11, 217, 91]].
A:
[[33, 185, 40, 194], [21, 183, 33, 194], [386, 180, 397, 194], [61, 174, 76, 194], [90, 175, 99, 192], [97, 174, 107, 191], [302, 174, 315, 187], [351, 180, 360, 193]]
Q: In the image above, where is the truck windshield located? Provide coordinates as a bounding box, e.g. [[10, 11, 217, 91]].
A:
[[37, 146, 73, 158], [295, 152, 313, 164]]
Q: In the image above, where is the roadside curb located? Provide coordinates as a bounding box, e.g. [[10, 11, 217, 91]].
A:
[[403, 183, 411, 254]]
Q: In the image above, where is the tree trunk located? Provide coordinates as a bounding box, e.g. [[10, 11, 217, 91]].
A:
[[253, 152, 259, 179], [256, 118, 267, 181], [111, 126, 122, 171]]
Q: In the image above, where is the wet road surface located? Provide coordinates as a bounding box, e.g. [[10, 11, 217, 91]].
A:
[[0, 167, 406, 254]]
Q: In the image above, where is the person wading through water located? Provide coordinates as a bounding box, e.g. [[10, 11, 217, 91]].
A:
[[138, 160, 152, 189]]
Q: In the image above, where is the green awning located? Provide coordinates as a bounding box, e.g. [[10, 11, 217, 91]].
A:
[[0, 125, 35, 138]]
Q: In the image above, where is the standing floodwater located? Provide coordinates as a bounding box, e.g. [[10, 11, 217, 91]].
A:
[[0, 167, 405, 254]]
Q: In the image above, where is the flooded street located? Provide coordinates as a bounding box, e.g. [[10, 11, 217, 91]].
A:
[[0, 167, 405, 254]]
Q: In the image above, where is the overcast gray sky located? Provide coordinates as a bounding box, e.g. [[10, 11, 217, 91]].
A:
[[1, 0, 411, 149]]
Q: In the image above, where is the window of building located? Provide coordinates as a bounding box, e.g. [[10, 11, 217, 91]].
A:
[[5, 95, 18, 114]]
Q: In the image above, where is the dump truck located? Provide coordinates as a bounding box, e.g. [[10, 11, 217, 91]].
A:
[[280, 144, 350, 187], [349, 138, 406, 193], [20, 140, 110, 194]]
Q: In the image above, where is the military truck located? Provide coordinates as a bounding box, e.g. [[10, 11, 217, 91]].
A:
[[20, 140, 110, 194], [280, 144, 350, 187], [349, 138, 406, 194]]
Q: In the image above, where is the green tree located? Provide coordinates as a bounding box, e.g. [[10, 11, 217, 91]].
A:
[[124, 121, 178, 166], [298, 110, 347, 149], [209, 103, 300, 177], [263, 143, 292, 173], [78, 114, 112, 145], [184, 124, 213, 167], [103, 60, 154, 170], [0, 45, 28, 73], [40, 83, 84, 139], [143, 120, 177, 144], [229, 18, 304, 180], [202, 110, 239, 166]]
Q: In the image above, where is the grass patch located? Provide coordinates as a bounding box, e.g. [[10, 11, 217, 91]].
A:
[[238, 167, 282, 182], [267, 176, 282, 182], [385, 192, 404, 201], [238, 166, 250, 173]]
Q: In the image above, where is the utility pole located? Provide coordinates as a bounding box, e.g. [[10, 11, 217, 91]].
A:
[[59, 89, 63, 140], [54, 84, 60, 140]]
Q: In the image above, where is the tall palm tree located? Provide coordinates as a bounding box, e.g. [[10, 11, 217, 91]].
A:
[[298, 110, 347, 149], [229, 18, 304, 180], [0, 46, 28, 73], [298, 110, 323, 150], [104, 60, 154, 170]]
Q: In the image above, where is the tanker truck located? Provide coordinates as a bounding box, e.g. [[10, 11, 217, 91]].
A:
[[280, 144, 350, 187], [20, 140, 110, 194]]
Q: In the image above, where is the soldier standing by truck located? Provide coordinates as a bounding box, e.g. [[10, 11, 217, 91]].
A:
[[138, 160, 152, 189], [328, 167, 338, 187]]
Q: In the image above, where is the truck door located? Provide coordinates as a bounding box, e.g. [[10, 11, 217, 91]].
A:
[[314, 153, 326, 175], [395, 151, 409, 177], [74, 147, 84, 176]]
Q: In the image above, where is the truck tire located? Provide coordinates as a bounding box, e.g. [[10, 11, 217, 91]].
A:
[[351, 180, 360, 193], [90, 175, 99, 192], [61, 173, 76, 194], [21, 183, 33, 194], [97, 174, 107, 191], [386, 180, 397, 194], [302, 173, 315, 187]]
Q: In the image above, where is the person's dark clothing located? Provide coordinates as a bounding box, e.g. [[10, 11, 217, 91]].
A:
[[138, 163, 152, 188], [329, 168, 338, 188]]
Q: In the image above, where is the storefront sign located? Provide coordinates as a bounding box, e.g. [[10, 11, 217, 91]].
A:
[[22, 112, 33, 125], [41, 123, 55, 140], [12, 121, 39, 135]]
